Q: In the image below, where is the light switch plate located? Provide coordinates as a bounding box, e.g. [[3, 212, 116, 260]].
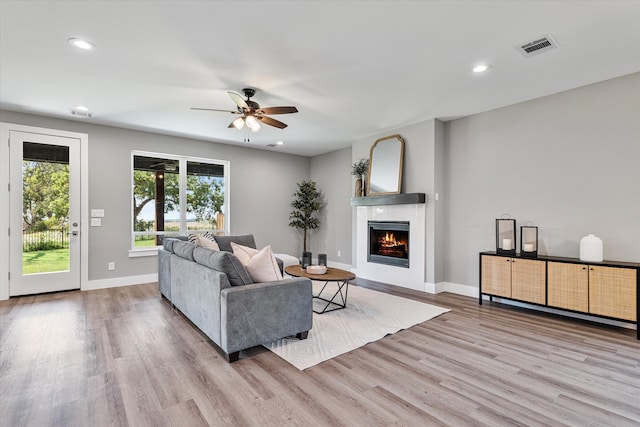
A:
[[91, 218, 102, 227], [91, 209, 105, 218]]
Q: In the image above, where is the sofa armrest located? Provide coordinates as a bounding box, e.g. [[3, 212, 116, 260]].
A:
[[158, 249, 172, 300], [171, 255, 230, 346], [220, 278, 313, 354]]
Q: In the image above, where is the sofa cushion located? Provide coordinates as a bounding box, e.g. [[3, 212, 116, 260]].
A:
[[214, 234, 256, 253], [173, 240, 196, 261], [193, 246, 253, 287], [231, 243, 283, 283]]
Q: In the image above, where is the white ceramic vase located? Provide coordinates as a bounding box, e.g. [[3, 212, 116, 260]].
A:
[[580, 234, 603, 262]]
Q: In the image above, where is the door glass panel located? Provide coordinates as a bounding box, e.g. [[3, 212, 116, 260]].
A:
[[22, 142, 70, 274], [186, 161, 225, 233]]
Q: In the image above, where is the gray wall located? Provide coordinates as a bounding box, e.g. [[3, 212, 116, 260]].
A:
[[309, 147, 352, 264], [444, 72, 640, 288], [433, 118, 446, 284], [0, 110, 310, 281]]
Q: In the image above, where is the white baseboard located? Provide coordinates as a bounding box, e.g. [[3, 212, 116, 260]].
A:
[[329, 261, 353, 271], [438, 282, 479, 298], [423, 281, 478, 297], [84, 273, 158, 291]]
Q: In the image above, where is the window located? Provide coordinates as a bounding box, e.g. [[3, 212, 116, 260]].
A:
[[131, 152, 229, 254]]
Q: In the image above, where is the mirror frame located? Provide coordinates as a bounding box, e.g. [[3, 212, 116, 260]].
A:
[[367, 134, 404, 196]]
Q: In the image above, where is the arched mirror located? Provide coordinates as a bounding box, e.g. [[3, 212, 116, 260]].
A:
[[367, 134, 404, 195]]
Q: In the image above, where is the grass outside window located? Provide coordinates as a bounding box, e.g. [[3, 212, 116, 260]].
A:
[[22, 249, 69, 274]]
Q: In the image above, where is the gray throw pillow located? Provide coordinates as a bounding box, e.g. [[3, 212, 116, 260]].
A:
[[193, 246, 253, 286], [173, 240, 195, 261], [214, 234, 256, 253]]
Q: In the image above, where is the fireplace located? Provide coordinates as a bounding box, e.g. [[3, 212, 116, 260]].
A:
[[368, 221, 409, 268]]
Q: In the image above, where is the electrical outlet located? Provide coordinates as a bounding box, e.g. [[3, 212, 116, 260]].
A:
[[108, 262, 115, 271], [337, 250, 341, 257]]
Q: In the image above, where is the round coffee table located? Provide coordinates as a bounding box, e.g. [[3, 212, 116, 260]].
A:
[[285, 265, 356, 314]]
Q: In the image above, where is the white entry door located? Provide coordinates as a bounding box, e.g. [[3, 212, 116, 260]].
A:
[[9, 131, 81, 295]]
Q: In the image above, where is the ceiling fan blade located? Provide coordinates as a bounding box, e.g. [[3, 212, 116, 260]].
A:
[[228, 91, 249, 109], [258, 116, 288, 129], [191, 107, 239, 113], [257, 106, 298, 115]]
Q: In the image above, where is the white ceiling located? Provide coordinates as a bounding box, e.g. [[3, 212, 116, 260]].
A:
[[1, 1, 639, 157]]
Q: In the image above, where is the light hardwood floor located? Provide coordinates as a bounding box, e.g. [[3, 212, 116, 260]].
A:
[[1, 280, 638, 426]]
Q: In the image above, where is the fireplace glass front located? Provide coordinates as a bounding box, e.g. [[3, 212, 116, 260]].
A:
[[368, 221, 409, 268]]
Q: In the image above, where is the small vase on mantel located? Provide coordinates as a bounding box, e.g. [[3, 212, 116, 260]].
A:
[[355, 176, 363, 197]]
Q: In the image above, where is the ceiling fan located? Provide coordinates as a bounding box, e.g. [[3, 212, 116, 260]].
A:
[[192, 88, 298, 132]]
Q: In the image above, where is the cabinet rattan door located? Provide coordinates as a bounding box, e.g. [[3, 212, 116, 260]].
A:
[[589, 266, 637, 321], [547, 262, 588, 312], [481, 255, 512, 298], [511, 258, 546, 304]]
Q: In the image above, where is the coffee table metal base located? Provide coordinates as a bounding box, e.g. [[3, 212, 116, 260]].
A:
[[314, 280, 349, 314], [284, 265, 356, 315]]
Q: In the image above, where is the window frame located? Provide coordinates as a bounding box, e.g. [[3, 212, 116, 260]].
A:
[[129, 150, 230, 257]]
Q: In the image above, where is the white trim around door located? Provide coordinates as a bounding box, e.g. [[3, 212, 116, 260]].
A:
[[0, 123, 88, 300]]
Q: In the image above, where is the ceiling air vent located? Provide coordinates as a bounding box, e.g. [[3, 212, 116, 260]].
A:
[[70, 109, 93, 118], [517, 34, 558, 57]]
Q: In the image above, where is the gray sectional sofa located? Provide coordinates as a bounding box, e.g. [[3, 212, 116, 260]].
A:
[[158, 234, 313, 362]]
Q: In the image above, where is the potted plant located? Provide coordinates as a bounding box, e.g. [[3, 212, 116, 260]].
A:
[[351, 158, 369, 197], [289, 180, 321, 253]]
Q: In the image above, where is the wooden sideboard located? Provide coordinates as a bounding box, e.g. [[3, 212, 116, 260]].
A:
[[479, 251, 639, 339]]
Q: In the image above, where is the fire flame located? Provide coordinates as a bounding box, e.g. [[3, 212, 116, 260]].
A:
[[380, 232, 399, 247]]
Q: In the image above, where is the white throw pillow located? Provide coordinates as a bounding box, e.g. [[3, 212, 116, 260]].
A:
[[196, 235, 220, 251], [231, 242, 283, 282], [230, 242, 258, 263], [188, 232, 220, 251]]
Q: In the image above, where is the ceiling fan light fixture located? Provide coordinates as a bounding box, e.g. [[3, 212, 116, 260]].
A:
[[246, 115, 261, 132], [193, 87, 297, 132], [232, 117, 245, 130], [68, 38, 95, 50], [472, 63, 491, 73]]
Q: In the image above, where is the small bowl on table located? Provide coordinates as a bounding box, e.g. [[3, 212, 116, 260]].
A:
[[306, 265, 327, 275]]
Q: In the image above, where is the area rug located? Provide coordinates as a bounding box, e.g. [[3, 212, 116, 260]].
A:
[[263, 283, 450, 370]]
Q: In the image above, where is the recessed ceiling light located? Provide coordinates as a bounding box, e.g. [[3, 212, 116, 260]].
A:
[[68, 38, 95, 50], [276, 141, 284, 146], [472, 64, 490, 73], [74, 105, 89, 111]]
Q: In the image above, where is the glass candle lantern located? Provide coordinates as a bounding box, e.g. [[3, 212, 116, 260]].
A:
[[520, 225, 538, 257], [302, 251, 312, 269], [318, 254, 327, 266], [496, 218, 516, 255]]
